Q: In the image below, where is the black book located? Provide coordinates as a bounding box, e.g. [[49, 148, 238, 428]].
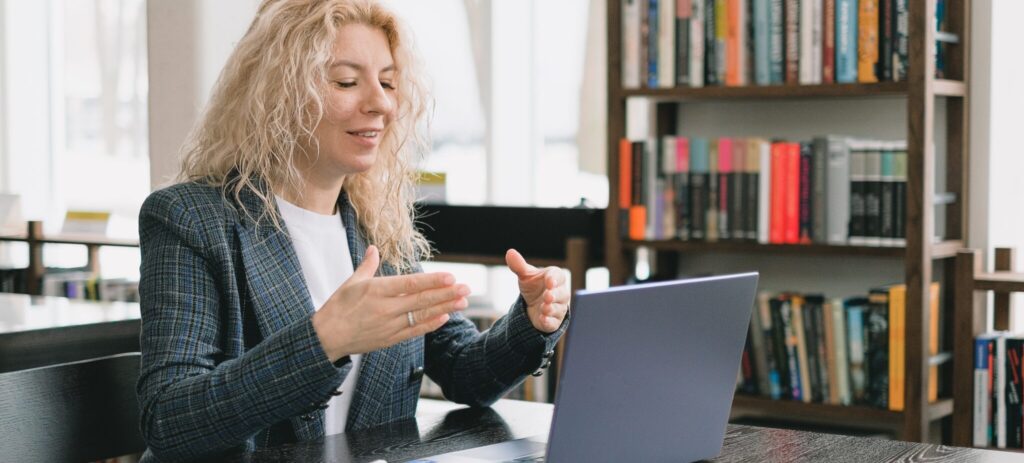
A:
[[864, 148, 883, 246], [674, 172, 690, 240], [704, 0, 718, 86], [879, 149, 896, 244], [798, 143, 813, 243], [801, 296, 821, 402], [1006, 337, 1024, 449], [878, 0, 893, 81], [812, 138, 828, 243], [807, 295, 830, 402], [730, 145, 745, 241], [865, 288, 890, 409], [769, 297, 792, 399], [848, 148, 867, 243], [676, 15, 690, 86], [689, 171, 707, 241]]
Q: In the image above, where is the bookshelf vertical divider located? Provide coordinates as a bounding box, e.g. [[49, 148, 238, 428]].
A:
[[604, 0, 971, 442]]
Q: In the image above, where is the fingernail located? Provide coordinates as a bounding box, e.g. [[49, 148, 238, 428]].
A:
[[457, 285, 470, 296], [442, 274, 455, 285]]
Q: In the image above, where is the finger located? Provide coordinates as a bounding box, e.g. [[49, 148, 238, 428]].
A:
[[372, 272, 455, 297], [352, 246, 381, 281], [543, 267, 567, 289], [415, 295, 469, 322], [400, 312, 452, 340], [390, 283, 470, 314], [505, 249, 538, 278]]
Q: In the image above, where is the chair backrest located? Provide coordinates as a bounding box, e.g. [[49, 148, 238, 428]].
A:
[[0, 352, 144, 462]]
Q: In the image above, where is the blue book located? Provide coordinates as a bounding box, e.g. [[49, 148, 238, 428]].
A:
[[835, 0, 858, 83], [648, 0, 659, 87], [768, 0, 785, 83], [846, 298, 867, 403], [754, 0, 771, 85]]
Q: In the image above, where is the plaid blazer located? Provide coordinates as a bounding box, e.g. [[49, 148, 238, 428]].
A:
[[136, 181, 566, 462]]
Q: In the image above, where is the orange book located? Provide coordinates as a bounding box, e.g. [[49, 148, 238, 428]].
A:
[[784, 143, 801, 244], [857, 0, 879, 83], [725, 0, 742, 86], [619, 138, 632, 210], [888, 284, 906, 412], [769, 143, 786, 244], [629, 206, 647, 240]]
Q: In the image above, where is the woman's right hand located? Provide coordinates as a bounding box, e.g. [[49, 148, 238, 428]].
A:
[[311, 245, 470, 362]]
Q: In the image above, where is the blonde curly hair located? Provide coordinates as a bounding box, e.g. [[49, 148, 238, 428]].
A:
[[177, 0, 432, 271]]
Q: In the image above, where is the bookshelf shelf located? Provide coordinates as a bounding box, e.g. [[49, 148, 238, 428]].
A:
[[619, 82, 909, 101], [621, 239, 964, 260], [607, 0, 971, 443]]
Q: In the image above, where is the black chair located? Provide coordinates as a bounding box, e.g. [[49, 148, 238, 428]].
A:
[[0, 352, 145, 462]]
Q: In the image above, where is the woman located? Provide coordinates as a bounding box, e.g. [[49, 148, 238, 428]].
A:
[[136, 0, 570, 460]]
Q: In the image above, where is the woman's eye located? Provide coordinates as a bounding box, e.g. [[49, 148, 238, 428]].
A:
[[380, 81, 396, 90], [335, 81, 356, 88]]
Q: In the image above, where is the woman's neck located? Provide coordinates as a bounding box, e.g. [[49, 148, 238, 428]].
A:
[[277, 175, 346, 215]]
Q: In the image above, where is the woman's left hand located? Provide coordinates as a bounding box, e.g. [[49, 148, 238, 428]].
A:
[[505, 249, 570, 334]]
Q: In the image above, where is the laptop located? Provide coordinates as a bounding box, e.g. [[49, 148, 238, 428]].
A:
[[413, 272, 759, 463]]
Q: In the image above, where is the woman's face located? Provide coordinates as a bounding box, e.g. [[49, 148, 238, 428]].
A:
[[306, 23, 396, 180]]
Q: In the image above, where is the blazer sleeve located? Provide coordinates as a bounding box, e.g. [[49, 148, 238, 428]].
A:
[[135, 189, 346, 462], [424, 281, 570, 407]]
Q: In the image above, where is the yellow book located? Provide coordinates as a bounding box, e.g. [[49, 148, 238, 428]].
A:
[[888, 284, 906, 412], [857, 0, 879, 83], [929, 282, 940, 402]]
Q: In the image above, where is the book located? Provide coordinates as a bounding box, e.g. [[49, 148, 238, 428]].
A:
[[866, 287, 890, 408], [658, 0, 677, 88], [768, 0, 785, 83], [622, 0, 643, 88], [975, 334, 998, 447], [857, 0, 879, 83], [824, 136, 850, 244], [690, 0, 706, 86], [753, 0, 771, 85], [835, 0, 858, 83], [784, 0, 800, 83], [676, 0, 692, 86], [846, 297, 868, 403], [822, 0, 836, 83]]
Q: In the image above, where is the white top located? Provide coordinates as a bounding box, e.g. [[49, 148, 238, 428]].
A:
[[275, 195, 360, 436]]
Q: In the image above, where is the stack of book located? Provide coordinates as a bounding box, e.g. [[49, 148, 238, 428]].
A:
[[737, 283, 942, 411], [40, 269, 139, 302], [619, 136, 908, 246], [972, 333, 1024, 449], [621, 0, 953, 88]]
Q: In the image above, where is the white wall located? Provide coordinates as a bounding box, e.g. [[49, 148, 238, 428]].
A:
[[146, 0, 259, 189]]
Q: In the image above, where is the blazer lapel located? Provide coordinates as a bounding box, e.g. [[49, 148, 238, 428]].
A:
[[233, 184, 325, 437], [340, 192, 405, 431]]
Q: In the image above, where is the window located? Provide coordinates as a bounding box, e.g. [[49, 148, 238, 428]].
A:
[[0, 0, 149, 278]]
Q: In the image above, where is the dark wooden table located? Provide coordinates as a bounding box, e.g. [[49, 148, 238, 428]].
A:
[[0, 294, 140, 372], [233, 399, 1023, 462]]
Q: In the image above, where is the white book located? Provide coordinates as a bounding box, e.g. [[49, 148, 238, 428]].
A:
[[810, 0, 823, 84], [757, 138, 771, 244], [826, 136, 851, 244], [690, 0, 705, 87], [831, 298, 851, 405], [658, 0, 676, 88], [622, 0, 642, 89]]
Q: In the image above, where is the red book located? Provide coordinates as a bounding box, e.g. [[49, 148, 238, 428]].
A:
[[784, 143, 801, 244], [770, 143, 786, 244], [823, 0, 836, 83]]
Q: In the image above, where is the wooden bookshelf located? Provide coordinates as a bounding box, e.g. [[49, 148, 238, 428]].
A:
[[606, 0, 971, 443], [0, 221, 140, 295], [952, 248, 1024, 448]]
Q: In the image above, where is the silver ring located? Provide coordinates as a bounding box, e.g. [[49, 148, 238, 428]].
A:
[[407, 311, 415, 327]]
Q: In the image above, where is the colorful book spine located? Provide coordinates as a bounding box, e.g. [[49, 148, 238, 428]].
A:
[[857, 0, 879, 83], [835, 0, 858, 83], [690, 0, 706, 87], [769, 142, 786, 244], [704, 0, 718, 85], [658, 0, 676, 88], [675, 136, 691, 240], [892, 0, 908, 81], [975, 336, 996, 447], [758, 139, 772, 243], [846, 298, 868, 403], [798, 142, 813, 243], [676, 0, 692, 86], [753, 0, 771, 85], [822, 0, 836, 83], [784, 0, 799, 83], [768, 0, 785, 83], [784, 142, 800, 244], [718, 138, 733, 239], [689, 137, 709, 240]]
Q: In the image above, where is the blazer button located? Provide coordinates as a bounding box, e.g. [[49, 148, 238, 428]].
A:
[[330, 389, 344, 396], [531, 370, 544, 377], [542, 350, 555, 359], [411, 366, 425, 380], [539, 359, 551, 369], [301, 414, 314, 422]]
